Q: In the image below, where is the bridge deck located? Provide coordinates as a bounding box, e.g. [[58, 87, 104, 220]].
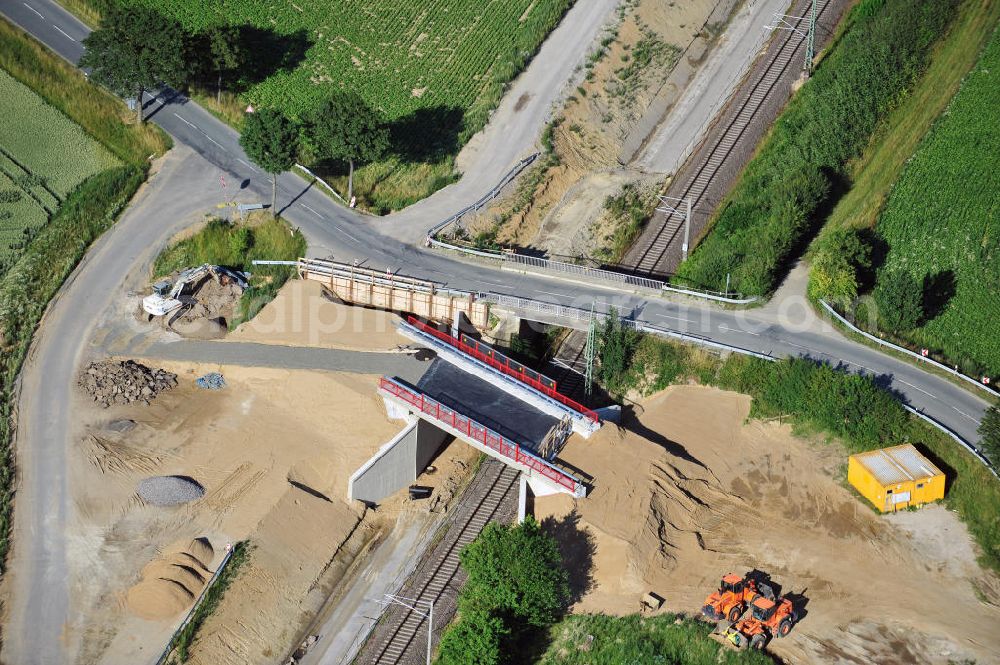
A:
[[417, 359, 558, 454]]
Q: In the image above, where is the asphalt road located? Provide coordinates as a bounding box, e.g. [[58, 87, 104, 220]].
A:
[[0, 0, 994, 662]]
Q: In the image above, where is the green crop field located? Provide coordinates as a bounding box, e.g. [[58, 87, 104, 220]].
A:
[[0, 68, 119, 273], [112, 0, 573, 212], [871, 28, 1000, 377]]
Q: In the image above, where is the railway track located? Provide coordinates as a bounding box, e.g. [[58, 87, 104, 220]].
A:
[[622, 0, 837, 277], [364, 461, 520, 664]]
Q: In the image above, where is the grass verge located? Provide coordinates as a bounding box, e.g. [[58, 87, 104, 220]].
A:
[[0, 18, 170, 165], [0, 165, 145, 568], [538, 614, 774, 665], [165, 540, 251, 663], [152, 215, 306, 328], [675, 0, 958, 296]]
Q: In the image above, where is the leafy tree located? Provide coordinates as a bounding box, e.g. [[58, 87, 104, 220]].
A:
[[435, 609, 506, 665], [239, 109, 298, 214], [979, 403, 1000, 464], [874, 270, 923, 331], [598, 309, 640, 395], [808, 227, 871, 305], [203, 24, 243, 104], [304, 91, 388, 202], [80, 6, 192, 123], [458, 516, 569, 628]]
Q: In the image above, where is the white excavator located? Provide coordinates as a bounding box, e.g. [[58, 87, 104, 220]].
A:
[[142, 264, 249, 317]]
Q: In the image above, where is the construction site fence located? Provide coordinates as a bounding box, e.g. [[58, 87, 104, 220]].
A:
[[378, 376, 585, 496], [459, 333, 556, 390], [405, 316, 598, 423], [820, 300, 996, 398]]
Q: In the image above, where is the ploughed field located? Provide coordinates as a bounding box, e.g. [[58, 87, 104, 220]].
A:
[[0, 69, 118, 274]]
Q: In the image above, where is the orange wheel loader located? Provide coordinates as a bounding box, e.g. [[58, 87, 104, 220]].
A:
[[726, 592, 798, 650], [700, 573, 760, 623]]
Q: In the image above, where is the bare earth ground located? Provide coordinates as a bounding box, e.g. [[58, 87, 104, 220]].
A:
[[537, 385, 1000, 664], [70, 362, 403, 664], [229, 280, 409, 352], [483, 0, 728, 260]]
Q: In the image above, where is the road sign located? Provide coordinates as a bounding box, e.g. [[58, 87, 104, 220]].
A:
[[921, 348, 929, 357]]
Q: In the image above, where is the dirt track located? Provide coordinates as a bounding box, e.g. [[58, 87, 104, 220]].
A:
[[539, 385, 1000, 664]]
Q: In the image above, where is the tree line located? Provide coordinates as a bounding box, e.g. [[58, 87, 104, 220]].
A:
[[79, 5, 387, 210]]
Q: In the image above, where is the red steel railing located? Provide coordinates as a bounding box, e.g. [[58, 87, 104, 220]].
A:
[[405, 316, 599, 424], [379, 376, 583, 495]]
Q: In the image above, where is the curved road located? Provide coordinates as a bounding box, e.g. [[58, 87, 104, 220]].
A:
[[0, 0, 993, 662]]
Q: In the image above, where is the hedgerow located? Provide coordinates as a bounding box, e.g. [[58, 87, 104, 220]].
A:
[[676, 0, 958, 296]]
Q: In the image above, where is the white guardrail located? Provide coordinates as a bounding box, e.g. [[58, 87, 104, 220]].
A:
[[426, 157, 758, 304], [476, 292, 774, 361], [903, 405, 998, 479], [483, 292, 996, 476], [820, 300, 996, 398]]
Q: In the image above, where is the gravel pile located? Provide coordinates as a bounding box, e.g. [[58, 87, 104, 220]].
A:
[[138, 476, 205, 506], [79, 360, 177, 407], [196, 372, 226, 390]]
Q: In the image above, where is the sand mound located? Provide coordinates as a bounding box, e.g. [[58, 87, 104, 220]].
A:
[[126, 579, 195, 620], [163, 537, 214, 568], [127, 537, 217, 620], [138, 475, 205, 506], [140, 560, 207, 592], [287, 457, 338, 500]]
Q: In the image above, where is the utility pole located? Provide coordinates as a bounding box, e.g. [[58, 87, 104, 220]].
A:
[[656, 195, 692, 261], [764, 0, 818, 74], [805, 0, 817, 73], [376, 594, 434, 665], [584, 305, 596, 397]]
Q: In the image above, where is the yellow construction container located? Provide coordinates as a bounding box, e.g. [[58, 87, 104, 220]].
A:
[[848, 444, 945, 513]]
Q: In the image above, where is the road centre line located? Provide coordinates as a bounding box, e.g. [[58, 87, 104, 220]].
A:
[[23, 3, 44, 18], [172, 113, 196, 128], [332, 226, 360, 244], [302, 204, 323, 218], [237, 158, 259, 172], [52, 24, 75, 41], [652, 312, 694, 323], [718, 324, 757, 336], [951, 406, 978, 423], [534, 289, 573, 299], [895, 378, 937, 399]]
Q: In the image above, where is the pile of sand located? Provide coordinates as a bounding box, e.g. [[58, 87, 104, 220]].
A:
[[287, 457, 339, 501], [126, 538, 215, 621], [540, 385, 1000, 664], [229, 280, 409, 352]]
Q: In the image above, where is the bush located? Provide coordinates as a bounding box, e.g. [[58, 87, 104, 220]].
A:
[[677, 0, 958, 296], [435, 609, 506, 665], [807, 227, 871, 305], [873, 270, 923, 331], [979, 403, 1000, 464], [597, 310, 641, 396], [436, 517, 568, 664], [459, 517, 569, 628]]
